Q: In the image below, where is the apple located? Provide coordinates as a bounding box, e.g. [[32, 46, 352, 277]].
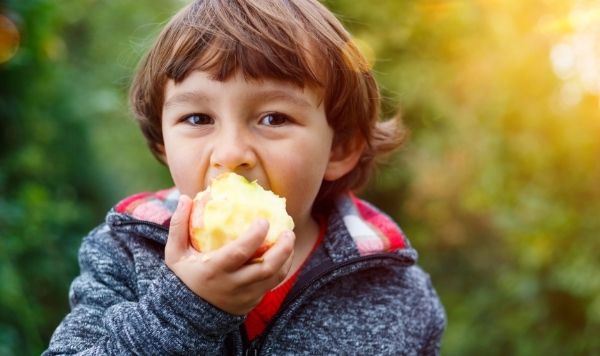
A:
[[188, 172, 295, 259]]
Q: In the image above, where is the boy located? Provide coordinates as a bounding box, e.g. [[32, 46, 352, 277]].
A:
[[45, 0, 445, 354]]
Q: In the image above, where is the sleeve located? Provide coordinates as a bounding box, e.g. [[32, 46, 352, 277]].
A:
[[43, 228, 245, 355], [420, 276, 446, 356]]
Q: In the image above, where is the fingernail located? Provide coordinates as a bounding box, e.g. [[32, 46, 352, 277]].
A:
[[285, 231, 295, 242], [256, 219, 268, 229], [177, 195, 186, 210]]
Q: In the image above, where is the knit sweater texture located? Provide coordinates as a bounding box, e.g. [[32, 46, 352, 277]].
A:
[[44, 189, 446, 355]]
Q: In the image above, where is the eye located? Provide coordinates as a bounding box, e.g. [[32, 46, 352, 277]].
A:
[[259, 113, 290, 126], [184, 113, 214, 126]]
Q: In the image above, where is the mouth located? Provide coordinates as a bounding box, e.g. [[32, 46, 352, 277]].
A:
[[204, 172, 270, 191]]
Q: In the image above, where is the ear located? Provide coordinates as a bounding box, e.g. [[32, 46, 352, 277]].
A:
[[156, 143, 168, 164], [324, 135, 365, 181]]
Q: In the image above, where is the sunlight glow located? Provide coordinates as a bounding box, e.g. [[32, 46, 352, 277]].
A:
[[550, 1, 600, 106]]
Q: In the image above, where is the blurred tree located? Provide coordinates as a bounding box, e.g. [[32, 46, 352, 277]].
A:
[[0, 1, 101, 354], [0, 0, 172, 354]]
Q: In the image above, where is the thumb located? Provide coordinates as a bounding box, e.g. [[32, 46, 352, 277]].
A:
[[165, 194, 192, 264]]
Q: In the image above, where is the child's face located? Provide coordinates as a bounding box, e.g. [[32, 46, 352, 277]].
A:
[[160, 70, 335, 226]]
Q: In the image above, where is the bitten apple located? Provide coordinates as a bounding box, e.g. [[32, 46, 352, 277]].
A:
[[188, 172, 295, 259]]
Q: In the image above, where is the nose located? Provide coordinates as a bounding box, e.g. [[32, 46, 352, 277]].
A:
[[209, 127, 257, 172]]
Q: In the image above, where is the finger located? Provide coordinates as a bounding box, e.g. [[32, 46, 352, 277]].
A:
[[280, 243, 295, 276], [234, 230, 295, 285], [240, 234, 296, 293], [268, 243, 295, 288], [165, 195, 192, 264], [213, 219, 269, 272]]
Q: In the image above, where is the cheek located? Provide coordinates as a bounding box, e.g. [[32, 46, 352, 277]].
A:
[[270, 150, 329, 218], [163, 140, 205, 196], [167, 158, 192, 195]]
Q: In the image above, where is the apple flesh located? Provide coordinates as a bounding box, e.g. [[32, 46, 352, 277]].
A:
[[188, 172, 295, 260]]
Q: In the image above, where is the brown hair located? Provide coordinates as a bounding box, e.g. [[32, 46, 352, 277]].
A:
[[130, 0, 407, 210]]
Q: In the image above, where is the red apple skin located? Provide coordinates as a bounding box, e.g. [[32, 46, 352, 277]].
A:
[[188, 191, 209, 252]]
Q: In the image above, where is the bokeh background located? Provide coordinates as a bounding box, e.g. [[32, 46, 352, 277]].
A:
[[1, 0, 599, 354]]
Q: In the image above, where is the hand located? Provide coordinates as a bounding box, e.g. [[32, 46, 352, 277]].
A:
[[165, 195, 295, 315]]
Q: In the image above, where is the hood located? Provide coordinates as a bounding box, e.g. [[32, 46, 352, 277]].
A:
[[105, 188, 411, 257]]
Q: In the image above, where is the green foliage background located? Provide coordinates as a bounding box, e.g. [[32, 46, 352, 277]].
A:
[[1, 0, 599, 354]]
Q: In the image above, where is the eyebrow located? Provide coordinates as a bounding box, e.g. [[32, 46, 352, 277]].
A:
[[163, 91, 211, 110], [257, 89, 313, 108], [163, 88, 313, 110]]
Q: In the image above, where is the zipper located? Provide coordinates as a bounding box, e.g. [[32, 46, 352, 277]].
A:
[[112, 218, 169, 232], [240, 324, 256, 356], [244, 343, 259, 356], [110, 217, 170, 244], [241, 253, 412, 354]]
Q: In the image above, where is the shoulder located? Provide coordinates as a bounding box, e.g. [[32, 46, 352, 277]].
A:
[[363, 264, 446, 350], [355, 262, 442, 310], [344, 259, 446, 339], [66, 223, 141, 307], [380, 262, 445, 317], [77, 222, 137, 274], [81, 222, 127, 255], [403, 265, 445, 317], [398, 265, 446, 344], [402, 266, 446, 353]]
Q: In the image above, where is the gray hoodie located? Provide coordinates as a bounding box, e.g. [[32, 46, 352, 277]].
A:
[[44, 189, 445, 355]]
